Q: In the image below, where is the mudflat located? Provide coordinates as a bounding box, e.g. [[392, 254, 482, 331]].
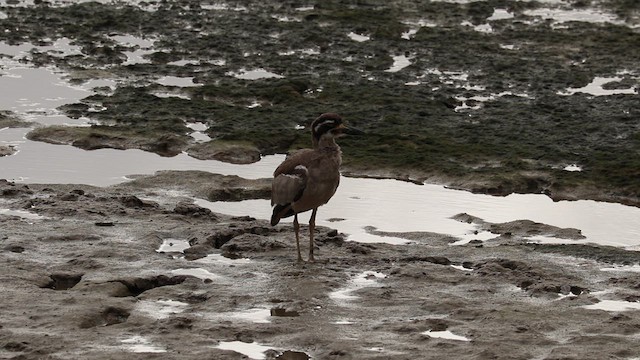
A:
[[1, 1, 640, 359]]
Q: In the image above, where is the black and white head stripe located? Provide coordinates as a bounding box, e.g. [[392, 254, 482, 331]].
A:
[[311, 113, 343, 138]]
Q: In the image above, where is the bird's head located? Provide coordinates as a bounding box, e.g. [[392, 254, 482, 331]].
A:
[[311, 113, 364, 145]]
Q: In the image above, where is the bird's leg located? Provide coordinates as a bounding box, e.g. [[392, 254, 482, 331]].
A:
[[308, 208, 318, 262], [293, 213, 303, 263]]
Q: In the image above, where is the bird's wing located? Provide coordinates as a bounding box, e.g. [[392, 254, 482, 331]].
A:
[[271, 150, 312, 206], [271, 166, 308, 206]]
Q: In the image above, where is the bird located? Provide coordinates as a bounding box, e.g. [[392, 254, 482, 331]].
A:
[[270, 113, 363, 262]]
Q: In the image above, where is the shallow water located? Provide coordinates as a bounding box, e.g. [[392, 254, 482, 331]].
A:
[[385, 55, 412, 73], [582, 300, 640, 312], [216, 341, 271, 360], [120, 335, 166, 353], [204, 178, 640, 248], [422, 330, 470, 342], [560, 76, 637, 96], [207, 307, 272, 324], [156, 239, 191, 253], [227, 68, 284, 80]]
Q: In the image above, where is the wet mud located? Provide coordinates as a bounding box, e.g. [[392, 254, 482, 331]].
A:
[[2, 176, 640, 359], [2, 1, 640, 359]]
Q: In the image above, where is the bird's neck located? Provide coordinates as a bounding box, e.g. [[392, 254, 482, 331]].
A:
[[313, 135, 341, 152]]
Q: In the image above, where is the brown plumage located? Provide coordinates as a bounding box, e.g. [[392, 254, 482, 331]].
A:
[[270, 113, 363, 262]]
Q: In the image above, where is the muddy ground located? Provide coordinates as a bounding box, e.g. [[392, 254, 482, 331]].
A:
[[2, 0, 640, 359], [2, 176, 640, 359]]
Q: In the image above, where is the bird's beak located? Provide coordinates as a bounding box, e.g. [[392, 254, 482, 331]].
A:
[[338, 124, 365, 135]]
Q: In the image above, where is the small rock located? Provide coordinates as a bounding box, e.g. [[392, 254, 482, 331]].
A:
[[173, 201, 214, 218], [4, 245, 25, 253], [59, 193, 80, 201]]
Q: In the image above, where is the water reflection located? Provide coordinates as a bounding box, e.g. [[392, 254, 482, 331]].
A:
[[204, 177, 640, 247]]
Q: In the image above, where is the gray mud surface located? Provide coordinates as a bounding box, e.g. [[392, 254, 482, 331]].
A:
[[2, 177, 640, 359], [2, 1, 640, 359]]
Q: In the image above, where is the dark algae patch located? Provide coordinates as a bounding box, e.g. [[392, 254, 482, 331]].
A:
[[1, 0, 639, 205]]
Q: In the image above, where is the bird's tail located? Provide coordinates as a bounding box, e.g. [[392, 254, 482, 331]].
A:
[[271, 204, 294, 226]]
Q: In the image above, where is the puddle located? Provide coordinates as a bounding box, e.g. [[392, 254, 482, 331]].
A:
[[600, 265, 640, 273], [333, 319, 355, 325], [155, 76, 202, 87], [120, 335, 166, 353], [216, 341, 271, 360], [329, 271, 386, 301], [450, 264, 474, 272], [0, 42, 116, 126], [461, 21, 493, 33], [455, 91, 531, 112], [559, 77, 637, 96], [108, 35, 156, 65], [0, 64, 93, 120], [272, 14, 302, 22], [167, 59, 200, 66], [295, 5, 314, 11], [231, 308, 272, 323], [278, 48, 321, 56], [347, 32, 370, 42], [401, 29, 419, 40], [407, 69, 484, 89], [401, 18, 439, 40], [0, 208, 46, 220], [385, 55, 412, 73], [151, 91, 191, 100], [203, 176, 640, 248], [201, 3, 248, 11], [0, 38, 83, 58], [186, 122, 208, 132], [422, 330, 470, 342], [523, 8, 628, 26], [449, 230, 498, 246], [563, 164, 582, 172], [193, 253, 253, 265], [207, 307, 272, 324], [135, 299, 189, 320], [156, 239, 190, 253], [0, 127, 282, 185], [109, 34, 155, 48], [487, 8, 514, 21], [185, 122, 212, 142], [170, 268, 221, 281], [227, 68, 284, 80], [582, 300, 640, 311]]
